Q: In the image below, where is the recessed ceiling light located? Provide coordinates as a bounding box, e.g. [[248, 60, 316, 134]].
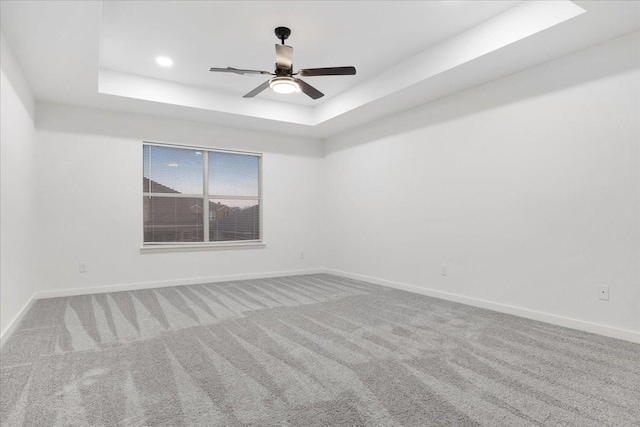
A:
[[269, 76, 300, 94], [156, 56, 173, 67]]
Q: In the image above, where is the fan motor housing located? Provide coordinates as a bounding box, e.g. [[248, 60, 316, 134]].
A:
[[274, 67, 291, 77]]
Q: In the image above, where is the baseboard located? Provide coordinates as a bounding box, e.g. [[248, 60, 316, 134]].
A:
[[0, 294, 36, 347], [34, 268, 325, 299], [325, 269, 640, 344], [18, 268, 640, 345]]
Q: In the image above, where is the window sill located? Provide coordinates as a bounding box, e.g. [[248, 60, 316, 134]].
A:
[[140, 242, 266, 253]]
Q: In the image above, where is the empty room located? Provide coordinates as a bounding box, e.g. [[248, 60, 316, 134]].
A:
[[1, 1, 639, 426]]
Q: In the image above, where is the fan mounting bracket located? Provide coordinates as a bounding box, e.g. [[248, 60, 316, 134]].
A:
[[274, 27, 291, 45]]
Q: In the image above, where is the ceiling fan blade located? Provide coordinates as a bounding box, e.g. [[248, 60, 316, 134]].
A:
[[295, 78, 324, 99], [209, 67, 272, 76], [275, 44, 293, 71], [243, 80, 271, 98], [297, 66, 356, 77]]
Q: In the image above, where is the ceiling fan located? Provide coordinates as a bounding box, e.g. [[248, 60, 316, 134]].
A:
[[209, 27, 356, 100]]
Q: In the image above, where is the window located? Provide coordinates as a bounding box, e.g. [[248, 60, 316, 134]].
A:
[[143, 143, 261, 246]]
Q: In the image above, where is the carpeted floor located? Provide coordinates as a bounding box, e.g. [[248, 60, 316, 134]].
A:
[[1, 274, 639, 426]]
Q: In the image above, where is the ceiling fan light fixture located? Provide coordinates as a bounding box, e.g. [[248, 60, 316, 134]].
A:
[[269, 76, 300, 94]]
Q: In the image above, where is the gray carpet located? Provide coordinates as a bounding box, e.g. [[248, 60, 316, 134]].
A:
[[1, 274, 639, 426]]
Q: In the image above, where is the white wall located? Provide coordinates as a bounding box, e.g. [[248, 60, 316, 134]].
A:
[[324, 33, 640, 336], [0, 34, 37, 337], [34, 103, 325, 295]]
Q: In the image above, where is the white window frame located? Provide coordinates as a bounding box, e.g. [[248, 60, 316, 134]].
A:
[[141, 141, 264, 252]]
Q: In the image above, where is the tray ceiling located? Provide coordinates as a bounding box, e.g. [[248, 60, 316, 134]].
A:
[[1, 1, 639, 138]]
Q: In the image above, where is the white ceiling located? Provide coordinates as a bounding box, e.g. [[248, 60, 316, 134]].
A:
[[99, 1, 520, 106], [1, 1, 639, 138]]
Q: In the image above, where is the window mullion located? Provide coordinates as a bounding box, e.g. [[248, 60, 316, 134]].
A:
[[203, 152, 209, 242]]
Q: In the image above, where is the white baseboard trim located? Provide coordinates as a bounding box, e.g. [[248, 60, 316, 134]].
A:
[[325, 269, 640, 344], [1, 295, 36, 347], [34, 268, 325, 299], [14, 268, 640, 345]]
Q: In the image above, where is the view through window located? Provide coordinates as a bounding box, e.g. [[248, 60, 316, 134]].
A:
[[143, 144, 261, 244]]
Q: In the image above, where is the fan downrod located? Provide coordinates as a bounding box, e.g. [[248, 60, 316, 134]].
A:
[[274, 27, 291, 45]]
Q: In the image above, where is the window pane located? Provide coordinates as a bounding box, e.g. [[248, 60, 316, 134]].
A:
[[208, 152, 259, 197], [144, 196, 204, 242], [209, 199, 260, 242], [143, 145, 203, 194]]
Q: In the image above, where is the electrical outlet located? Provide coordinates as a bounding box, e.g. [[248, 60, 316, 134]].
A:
[[79, 263, 87, 273], [441, 264, 448, 276], [299, 251, 305, 260], [598, 285, 609, 301]]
